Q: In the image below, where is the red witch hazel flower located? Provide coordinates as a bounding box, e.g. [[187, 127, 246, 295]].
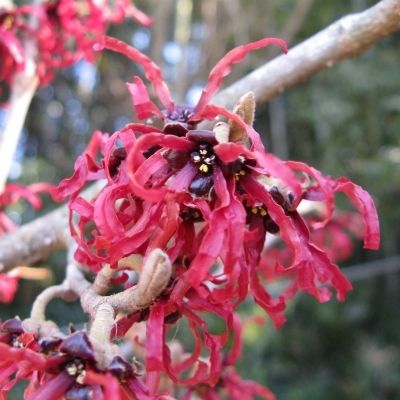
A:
[[0, 11, 25, 85], [0, 317, 152, 400], [0, 183, 53, 303], [0, 1, 152, 85], [50, 35, 380, 399], [173, 314, 275, 400]]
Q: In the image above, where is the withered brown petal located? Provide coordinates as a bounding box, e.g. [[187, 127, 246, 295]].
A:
[[40, 337, 63, 354], [1, 317, 24, 334], [187, 130, 218, 145], [108, 355, 134, 379], [111, 147, 127, 160], [59, 332, 95, 361], [162, 149, 190, 170], [142, 145, 162, 158], [163, 123, 189, 137]]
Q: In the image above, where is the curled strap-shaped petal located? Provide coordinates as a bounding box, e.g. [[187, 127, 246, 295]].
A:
[[51, 131, 106, 201], [223, 368, 276, 400], [146, 301, 165, 373], [26, 371, 76, 400], [224, 314, 264, 367], [331, 177, 380, 250], [289, 212, 353, 301], [126, 133, 195, 202], [1, 183, 53, 210], [184, 167, 230, 288], [179, 304, 223, 386], [286, 160, 335, 224], [195, 38, 287, 113], [241, 175, 352, 302], [243, 217, 287, 328], [125, 3, 154, 27], [106, 202, 164, 265], [103, 126, 147, 184], [95, 36, 175, 113], [127, 150, 169, 202], [93, 184, 128, 239], [83, 369, 122, 400], [127, 77, 165, 120]]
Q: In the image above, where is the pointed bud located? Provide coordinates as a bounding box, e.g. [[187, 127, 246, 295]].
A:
[[228, 91, 255, 144]]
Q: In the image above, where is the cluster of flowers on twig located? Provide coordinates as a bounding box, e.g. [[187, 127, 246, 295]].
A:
[[0, 34, 380, 399], [0, 183, 52, 304], [0, 0, 152, 85]]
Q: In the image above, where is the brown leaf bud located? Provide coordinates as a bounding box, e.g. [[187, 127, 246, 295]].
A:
[[228, 91, 255, 145]]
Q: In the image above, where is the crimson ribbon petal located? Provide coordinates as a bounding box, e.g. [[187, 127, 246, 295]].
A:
[[194, 38, 287, 114], [241, 175, 352, 303], [330, 177, 380, 250], [95, 36, 175, 113], [126, 77, 165, 120]]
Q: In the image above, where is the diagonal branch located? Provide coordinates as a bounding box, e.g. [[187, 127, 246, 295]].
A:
[[209, 0, 400, 112], [0, 0, 399, 272]]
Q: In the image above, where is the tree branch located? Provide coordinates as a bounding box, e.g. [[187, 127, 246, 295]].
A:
[[210, 0, 400, 112], [0, 0, 398, 271], [0, 182, 104, 273]]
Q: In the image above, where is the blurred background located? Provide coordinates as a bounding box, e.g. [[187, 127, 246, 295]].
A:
[[1, 0, 400, 399]]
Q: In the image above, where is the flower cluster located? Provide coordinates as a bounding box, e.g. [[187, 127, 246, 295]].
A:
[[0, 183, 53, 304], [47, 35, 380, 398], [0, 317, 152, 399], [0, 0, 152, 85]]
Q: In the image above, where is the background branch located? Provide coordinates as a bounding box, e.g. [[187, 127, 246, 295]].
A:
[[210, 0, 400, 113], [0, 0, 399, 271]]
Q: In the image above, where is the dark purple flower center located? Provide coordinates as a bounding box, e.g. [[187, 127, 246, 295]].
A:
[[190, 144, 217, 175], [166, 105, 195, 125]]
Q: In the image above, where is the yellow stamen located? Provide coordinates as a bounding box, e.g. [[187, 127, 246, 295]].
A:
[[251, 207, 258, 214], [76, 371, 86, 384], [199, 164, 209, 173], [4, 16, 13, 30], [67, 364, 78, 375], [260, 209, 267, 217], [239, 170, 245, 176]]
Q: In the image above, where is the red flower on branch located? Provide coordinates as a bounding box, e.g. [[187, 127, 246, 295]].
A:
[[0, 319, 155, 400], [0, 1, 152, 85], [0, 183, 53, 235], [0, 16, 25, 84], [94, 35, 287, 140], [54, 37, 380, 324], [51, 36, 380, 397], [173, 314, 275, 400]]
